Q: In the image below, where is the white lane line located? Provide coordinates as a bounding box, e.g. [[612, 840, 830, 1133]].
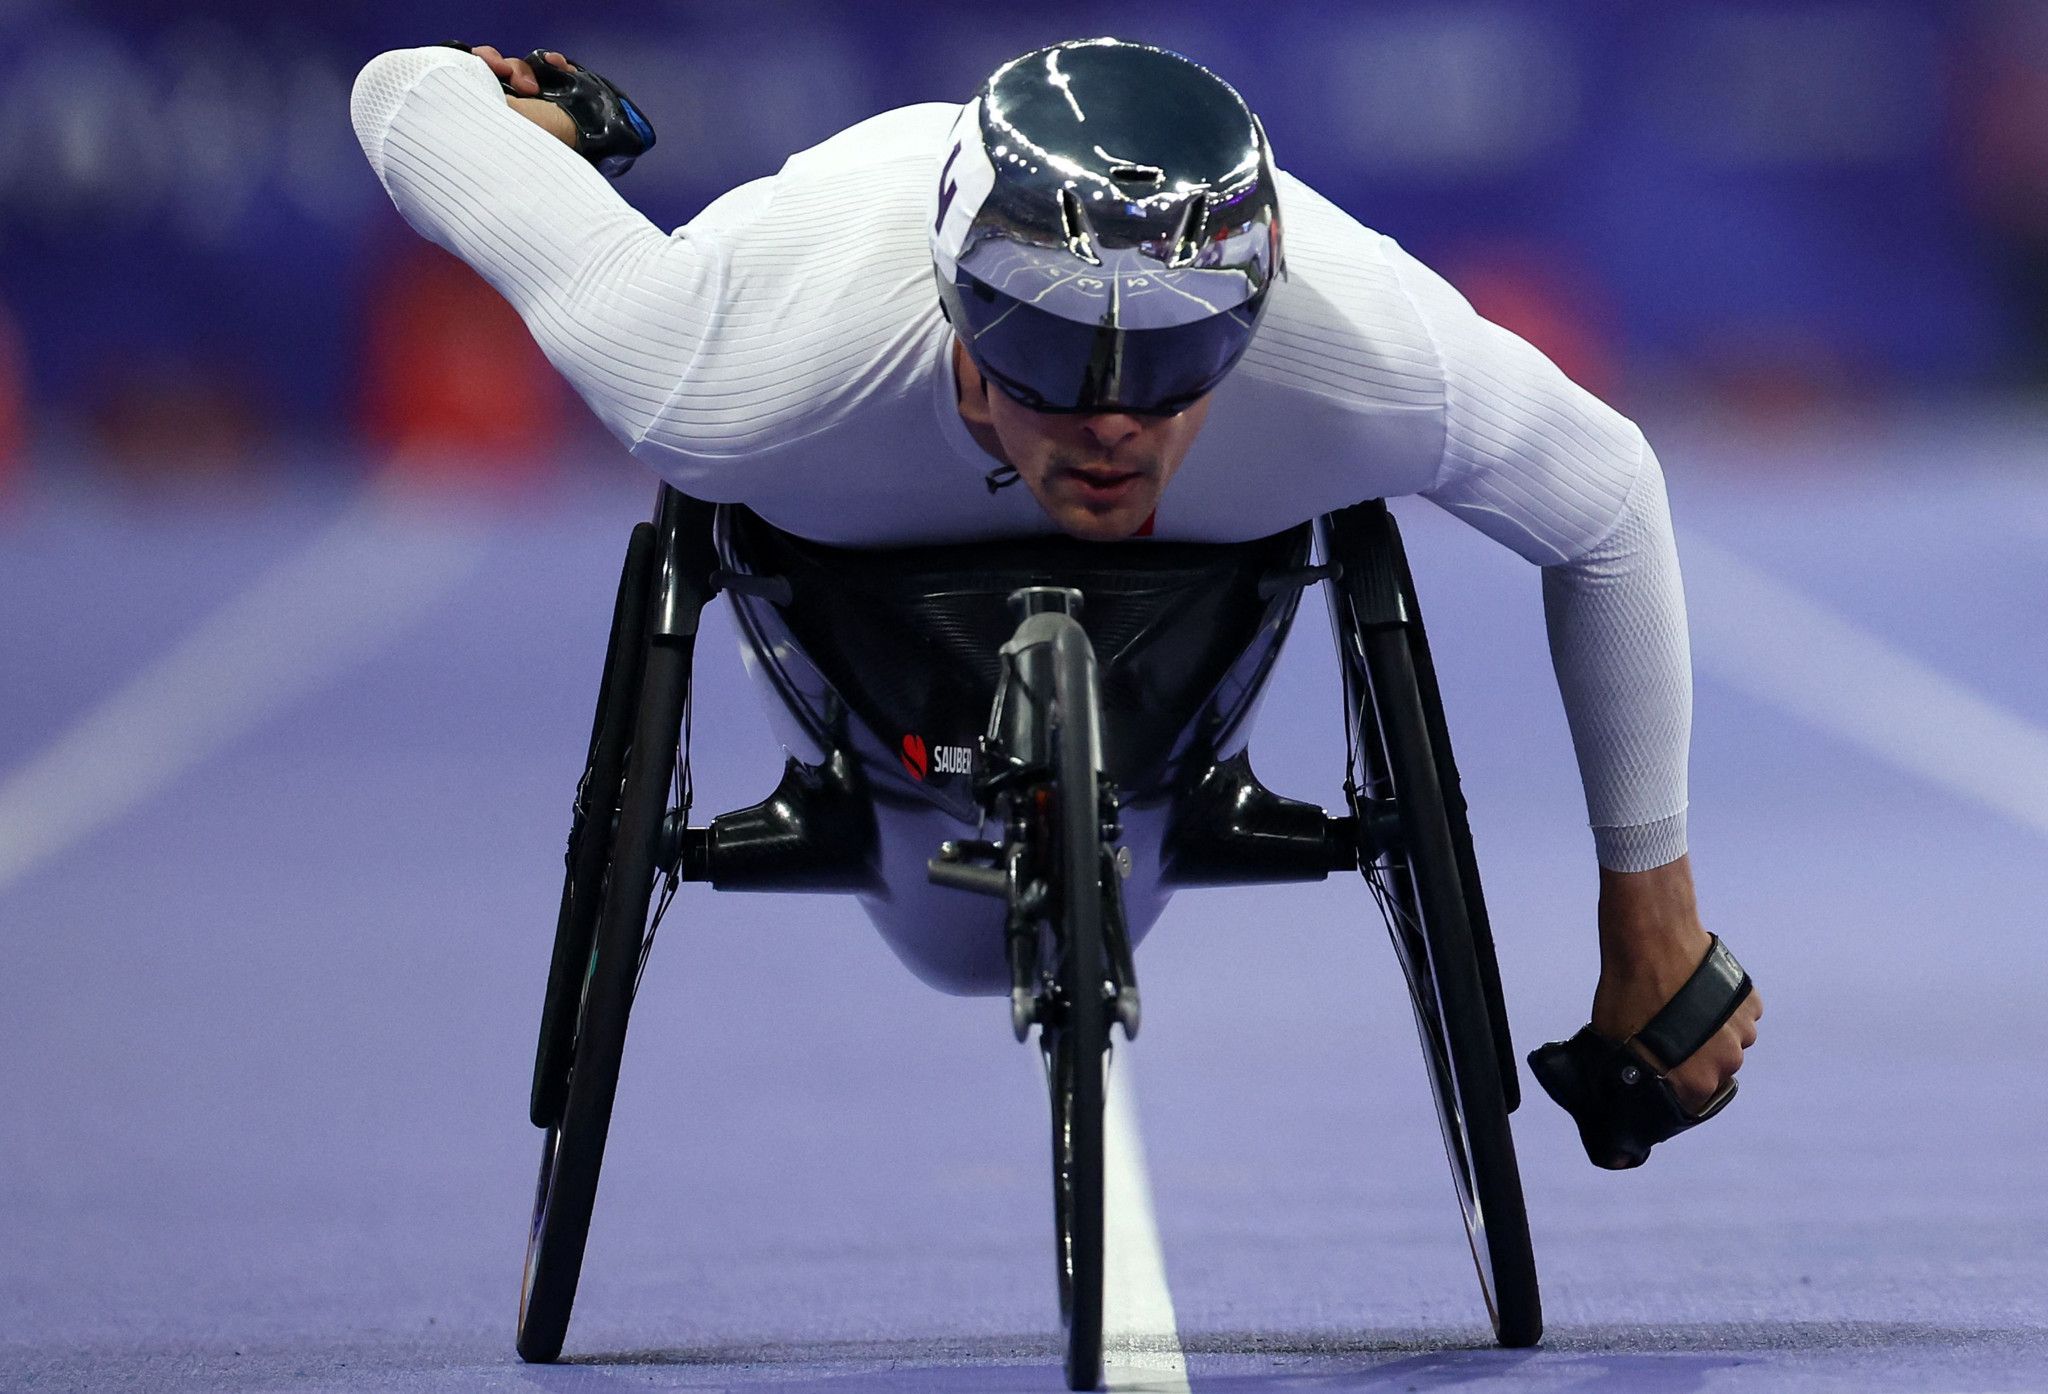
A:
[[1684, 535, 2048, 840], [1103, 1056, 1191, 1393], [0, 501, 489, 897]]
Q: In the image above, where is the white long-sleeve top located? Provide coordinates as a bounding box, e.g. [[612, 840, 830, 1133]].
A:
[[351, 46, 1692, 871]]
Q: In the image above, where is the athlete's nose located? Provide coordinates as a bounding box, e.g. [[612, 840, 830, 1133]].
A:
[[1077, 412, 1143, 453]]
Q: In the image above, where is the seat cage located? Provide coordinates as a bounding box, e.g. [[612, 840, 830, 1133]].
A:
[[665, 495, 1370, 899], [716, 506, 1313, 820]]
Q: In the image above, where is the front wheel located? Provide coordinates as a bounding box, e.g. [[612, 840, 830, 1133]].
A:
[[1046, 1012, 1105, 1392], [1046, 617, 1110, 1392]]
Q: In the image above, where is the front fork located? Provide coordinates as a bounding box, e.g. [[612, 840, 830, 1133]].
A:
[[932, 773, 1141, 1045], [927, 587, 1140, 1046]]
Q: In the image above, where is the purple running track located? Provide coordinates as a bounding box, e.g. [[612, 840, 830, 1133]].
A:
[[3, 442, 2045, 1392]]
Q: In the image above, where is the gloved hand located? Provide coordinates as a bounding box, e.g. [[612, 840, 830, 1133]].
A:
[[442, 43, 657, 177]]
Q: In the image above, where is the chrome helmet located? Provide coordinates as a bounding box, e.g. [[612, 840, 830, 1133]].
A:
[[931, 37, 1283, 416]]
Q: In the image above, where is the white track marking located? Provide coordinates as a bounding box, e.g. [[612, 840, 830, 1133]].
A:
[[0, 502, 488, 896], [1103, 1057, 1191, 1393], [1684, 535, 2048, 840]]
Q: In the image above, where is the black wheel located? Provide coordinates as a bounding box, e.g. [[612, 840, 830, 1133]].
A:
[[1394, 537, 1519, 1113], [517, 635, 691, 1363], [1354, 621, 1542, 1348], [1044, 620, 1109, 1392], [532, 523, 655, 1129]]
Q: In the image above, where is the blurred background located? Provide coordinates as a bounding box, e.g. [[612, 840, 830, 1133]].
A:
[[1, 0, 2044, 494], [7, 4, 2048, 1391]]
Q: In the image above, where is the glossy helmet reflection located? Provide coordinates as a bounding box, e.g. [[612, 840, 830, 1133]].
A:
[[931, 37, 1283, 416]]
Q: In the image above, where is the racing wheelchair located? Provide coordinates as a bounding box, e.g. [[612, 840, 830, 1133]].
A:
[[514, 483, 1542, 1387]]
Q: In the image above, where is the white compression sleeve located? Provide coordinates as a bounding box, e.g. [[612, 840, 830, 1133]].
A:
[[1540, 449, 1692, 871], [1388, 242, 1692, 871], [349, 47, 722, 448]]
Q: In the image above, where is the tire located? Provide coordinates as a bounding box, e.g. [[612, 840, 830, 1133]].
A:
[[1046, 621, 1108, 1392], [532, 523, 655, 1128], [1393, 546, 1519, 1113], [1358, 623, 1542, 1348], [517, 636, 691, 1363]]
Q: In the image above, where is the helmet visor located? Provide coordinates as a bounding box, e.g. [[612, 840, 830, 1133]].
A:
[[946, 268, 1267, 416]]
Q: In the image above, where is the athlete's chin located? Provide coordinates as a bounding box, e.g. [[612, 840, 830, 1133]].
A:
[[1024, 466, 1161, 539], [1026, 480, 1139, 537], [1045, 498, 1152, 540], [1049, 513, 1132, 541]]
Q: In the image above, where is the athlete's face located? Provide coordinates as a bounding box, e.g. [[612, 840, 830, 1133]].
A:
[[952, 341, 1211, 541]]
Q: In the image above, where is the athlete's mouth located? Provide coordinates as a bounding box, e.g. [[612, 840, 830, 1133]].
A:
[[1063, 467, 1144, 498]]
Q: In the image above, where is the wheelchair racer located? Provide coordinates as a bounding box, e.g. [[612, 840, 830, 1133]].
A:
[[350, 37, 1762, 1167]]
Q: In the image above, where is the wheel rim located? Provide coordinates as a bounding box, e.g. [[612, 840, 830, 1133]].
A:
[[1049, 1030, 1078, 1325], [1053, 685, 1106, 1389], [1047, 1015, 1106, 1389], [1367, 832, 1533, 1341], [519, 1123, 564, 1329], [1390, 910, 1498, 1318]]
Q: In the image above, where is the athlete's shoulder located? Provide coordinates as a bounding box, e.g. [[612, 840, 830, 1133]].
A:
[[692, 102, 950, 239], [644, 104, 954, 461], [777, 102, 959, 179], [1232, 168, 1438, 407], [1271, 168, 1398, 260], [678, 102, 952, 266]]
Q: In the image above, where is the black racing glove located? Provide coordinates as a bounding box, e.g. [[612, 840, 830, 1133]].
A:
[[442, 44, 657, 178]]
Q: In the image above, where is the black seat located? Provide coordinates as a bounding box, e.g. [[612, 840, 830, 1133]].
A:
[[720, 508, 1311, 801]]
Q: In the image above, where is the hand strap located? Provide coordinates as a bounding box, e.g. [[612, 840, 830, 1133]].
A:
[[1527, 934, 1753, 1169], [1630, 934, 1752, 1072], [441, 44, 658, 178]]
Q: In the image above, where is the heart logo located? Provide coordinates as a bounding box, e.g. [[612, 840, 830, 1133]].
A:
[[900, 733, 929, 780]]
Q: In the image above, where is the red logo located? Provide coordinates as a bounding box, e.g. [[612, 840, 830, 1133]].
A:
[[901, 733, 929, 780]]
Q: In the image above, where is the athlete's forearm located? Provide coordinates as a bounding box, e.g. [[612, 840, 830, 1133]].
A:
[[349, 46, 716, 449], [1540, 443, 1692, 872]]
